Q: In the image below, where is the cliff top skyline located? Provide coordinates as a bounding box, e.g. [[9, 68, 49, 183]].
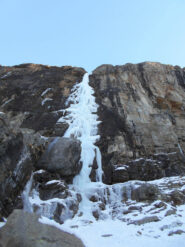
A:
[[1, 0, 185, 71]]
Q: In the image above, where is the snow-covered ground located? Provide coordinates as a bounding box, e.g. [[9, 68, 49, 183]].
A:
[[2, 176, 185, 247], [40, 200, 185, 247]]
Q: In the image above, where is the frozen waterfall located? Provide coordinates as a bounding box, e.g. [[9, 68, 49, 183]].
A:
[[58, 72, 103, 187], [22, 72, 130, 224], [19, 71, 185, 247]]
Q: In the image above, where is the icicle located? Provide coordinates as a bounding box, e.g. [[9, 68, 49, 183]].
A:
[[22, 174, 33, 213]]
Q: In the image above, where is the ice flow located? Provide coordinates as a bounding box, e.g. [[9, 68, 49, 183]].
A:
[[58, 72, 103, 189]]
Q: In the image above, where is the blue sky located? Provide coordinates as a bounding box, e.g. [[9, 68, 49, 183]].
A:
[[0, 0, 185, 71]]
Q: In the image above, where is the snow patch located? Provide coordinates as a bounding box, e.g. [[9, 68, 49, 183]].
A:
[[46, 180, 65, 186], [1, 71, 11, 79], [41, 98, 53, 106], [1, 98, 14, 107], [41, 88, 52, 96]]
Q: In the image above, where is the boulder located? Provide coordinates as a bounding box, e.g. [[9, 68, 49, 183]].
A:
[[0, 210, 85, 247], [170, 190, 185, 205], [36, 137, 82, 180]]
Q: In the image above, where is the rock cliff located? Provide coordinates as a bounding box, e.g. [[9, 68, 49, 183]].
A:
[[0, 64, 85, 218], [1, 62, 185, 245], [90, 62, 185, 183], [0, 63, 85, 136]]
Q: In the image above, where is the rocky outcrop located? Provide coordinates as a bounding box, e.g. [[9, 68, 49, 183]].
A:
[[0, 114, 32, 219], [29, 170, 82, 224], [112, 152, 185, 183], [0, 210, 85, 247], [76, 175, 185, 222], [33, 171, 68, 201], [0, 64, 85, 136], [36, 137, 82, 181], [0, 64, 85, 219], [90, 62, 185, 184]]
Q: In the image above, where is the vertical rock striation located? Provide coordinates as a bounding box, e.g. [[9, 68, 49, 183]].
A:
[[90, 62, 185, 184]]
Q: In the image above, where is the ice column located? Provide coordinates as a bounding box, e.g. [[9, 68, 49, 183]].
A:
[[58, 73, 103, 188]]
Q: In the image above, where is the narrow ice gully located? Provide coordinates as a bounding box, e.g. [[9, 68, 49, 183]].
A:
[[58, 72, 103, 186], [58, 72, 104, 218]]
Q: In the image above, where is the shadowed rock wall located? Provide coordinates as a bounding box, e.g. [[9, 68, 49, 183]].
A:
[[0, 63, 85, 218], [0, 63, 85, 136]]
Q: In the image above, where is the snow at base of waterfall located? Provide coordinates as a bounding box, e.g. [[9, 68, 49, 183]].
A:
[[40, 202, 185, 247], [1, 176, 185, 247], [37, 175, 185, 247]]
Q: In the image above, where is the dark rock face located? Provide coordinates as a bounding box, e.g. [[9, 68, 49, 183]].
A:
[[33, 171, 68, 201], [90, 62, 185, 184], [0, 210, 85, 247], [31, 170, 82, 224], [112, 151, 185, 183], [39, 180, 68, 201], [0, 64, 84, 219], [0, 115, 32, 219], [37, 137, 82, 180], [113, 159, 164, 183], [0, 64, 85, 136]]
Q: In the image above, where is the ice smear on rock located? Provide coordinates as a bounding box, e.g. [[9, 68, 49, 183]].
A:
[[22, 174, 33, 213]]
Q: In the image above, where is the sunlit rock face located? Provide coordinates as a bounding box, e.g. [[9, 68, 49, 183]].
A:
[[90, 62, 185, 184]]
